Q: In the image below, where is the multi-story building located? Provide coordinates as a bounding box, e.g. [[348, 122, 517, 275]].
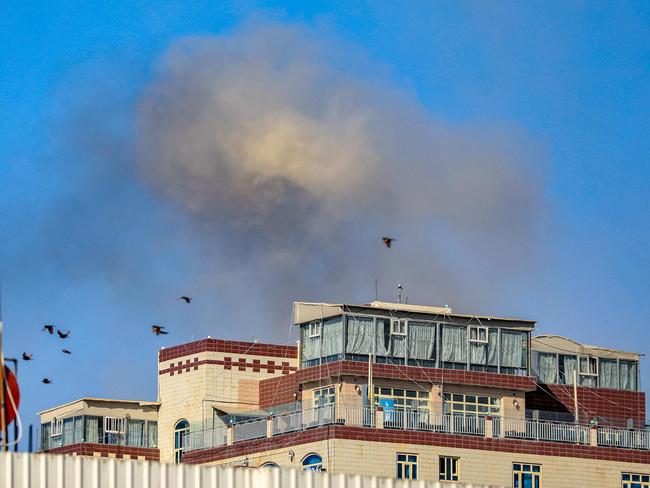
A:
[[39, 301, 650, 486]]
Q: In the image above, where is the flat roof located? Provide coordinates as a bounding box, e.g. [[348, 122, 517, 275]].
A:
[[293, 301, 536, 325], [532, 334, 641, 361], [37, 397, 160, 416]]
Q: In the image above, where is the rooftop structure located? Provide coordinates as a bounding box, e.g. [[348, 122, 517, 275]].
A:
[[37, 301, 649, 486]]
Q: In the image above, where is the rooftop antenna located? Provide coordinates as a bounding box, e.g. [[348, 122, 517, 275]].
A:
[[397, 284, 403, 304], [374, 279, 378, 301]]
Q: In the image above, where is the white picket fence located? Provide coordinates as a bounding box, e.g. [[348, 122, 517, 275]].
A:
[[0, 452, 502, 488]]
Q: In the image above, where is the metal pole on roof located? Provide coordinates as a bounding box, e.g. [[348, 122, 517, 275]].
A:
[[0, 283, 7, 451], [573, 369, 579, 424]]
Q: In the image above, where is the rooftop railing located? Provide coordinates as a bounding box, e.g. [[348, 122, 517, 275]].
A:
[[183, 405, 650, 454]]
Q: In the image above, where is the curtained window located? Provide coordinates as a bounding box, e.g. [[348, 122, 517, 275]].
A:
[[619, 360, 638, 391], [558, 355, 577, 385], [470, 328, 498, 368], [598, 359, 618, 389], [73, 416, 83, 444], [345, 316, 374, 355], [322, 317, 343, 358], [441, 325, 467, 365], [147, 421, 158, 448], [534, 352, 559, 384], [407, 322, 436, 360], [84, 416, 100, 444], [301, 324, 321, 362], [63, 418, 75, 446], [376, 319, 390, 356], [500, 330, 527, 369], [127, 419, 146, 447]]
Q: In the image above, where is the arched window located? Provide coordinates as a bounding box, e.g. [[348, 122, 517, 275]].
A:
[[302, 453, 323, 471], [174, 420, 190, 464], [261, 462, 279, 468]]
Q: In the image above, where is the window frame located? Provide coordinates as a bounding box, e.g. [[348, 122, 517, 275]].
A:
[[313, 385, 336, 407], [468, 325, 488, 344], [308, 321, 322, 338], [622, 472, 650, 488], [442, 392, 501, 417], [396, 453, 418, 480], [439, 456, 460, 481], [103, 416, 126, 434], [513, 463, 541, 488], [174, 419, 190, 464], [391, 319, 407, 336], [579, 356, 599, 377], [301, 453, 324, 471], [50, 418, 63, 437]]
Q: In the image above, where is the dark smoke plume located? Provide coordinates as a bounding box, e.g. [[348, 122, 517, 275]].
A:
[[134, 21, 544, 331]]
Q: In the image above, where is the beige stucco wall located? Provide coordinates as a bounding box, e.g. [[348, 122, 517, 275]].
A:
[[157, 348, 298, 463], [203, 437, 650, 486]]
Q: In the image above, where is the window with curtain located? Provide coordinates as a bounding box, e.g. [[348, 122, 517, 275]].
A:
[[535, 352, 559, 384], [321, 317, 343, 358], [500, 330, 527, 370], [598, 359, 618, 389], [441, 324, 467, 367], [62, 418, 75, 446], [620, 361, 638, 391], [470, 328, 498, 370], [407, 322, 436, 360], [73, 416, 83, 444], [345, 316, 373, 355], [558, 355, 577, 385], [375, 319, 390, 356], [40, 422, 51, 450], [301, 324, 321, 362], [147, 421, 158, 448], [127, 419, 146, 447], [84, 416, 100, 444]]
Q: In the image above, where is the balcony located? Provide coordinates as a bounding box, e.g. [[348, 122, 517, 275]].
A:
[[183, 405, 650, 454]]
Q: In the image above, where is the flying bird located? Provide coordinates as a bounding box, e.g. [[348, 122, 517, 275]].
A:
[[22, 352, 33, 361], [42, 378, 52, 384], [62, 349, 72, 355], [152, 325, 168, 335], [42, 325, 54, 334], [382, 237, 396, 248], [178, 296, 192, 304], [57, 329, 70, 339]]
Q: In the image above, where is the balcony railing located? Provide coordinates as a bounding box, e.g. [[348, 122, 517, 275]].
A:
[[183, 405, 650, 454], [598, 427, 650, 450]]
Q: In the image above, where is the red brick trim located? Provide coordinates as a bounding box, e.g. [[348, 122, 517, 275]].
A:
[[159, 358, 298, 376], [42, 443, 159, 461], [158, 339, 297, 363], [259, 361, 537, 408], [526, 385, 646, 427], [182, 425, 650, 465]]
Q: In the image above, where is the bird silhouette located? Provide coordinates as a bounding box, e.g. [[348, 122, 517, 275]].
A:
[[152, 325, 168, 335], [62, 349, 72, 355], [57, 329, 70, 339], [42, 378, 52, 384], [178, 296, 192, 304], [22, 352, 33, 361], [382, 237, 395, 248], [42, 325, 54, 334]]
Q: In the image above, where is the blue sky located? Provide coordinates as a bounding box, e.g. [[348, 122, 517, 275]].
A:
[[1, 1, 649, 448]]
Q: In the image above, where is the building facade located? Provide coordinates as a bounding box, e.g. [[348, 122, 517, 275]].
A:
[[38, 301, 649, 486]]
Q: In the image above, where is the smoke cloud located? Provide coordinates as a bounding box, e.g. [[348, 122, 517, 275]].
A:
[[134, 21, 543, 329]]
